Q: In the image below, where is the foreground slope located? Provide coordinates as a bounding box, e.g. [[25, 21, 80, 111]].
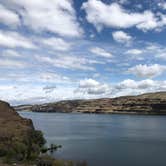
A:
[[0, 100, 88, 166], [15, 92, 166, 114], [0, 100, 45, 163]]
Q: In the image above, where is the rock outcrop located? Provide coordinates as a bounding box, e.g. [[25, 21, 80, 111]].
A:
[[15, 92, 166, 114], [0, 100, 45, 163]]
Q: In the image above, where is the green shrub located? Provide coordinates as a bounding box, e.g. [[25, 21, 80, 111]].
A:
[[0, 147, 7, 157], [33, 130, 46, 147]]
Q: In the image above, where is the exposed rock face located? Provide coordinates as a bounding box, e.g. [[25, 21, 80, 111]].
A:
[[0, 100, 45, 162], [15, 92, 166, 114]]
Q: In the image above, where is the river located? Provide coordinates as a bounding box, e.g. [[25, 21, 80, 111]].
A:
[[19, 112, 166, 166]]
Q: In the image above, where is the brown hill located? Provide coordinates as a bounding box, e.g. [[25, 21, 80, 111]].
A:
[[15, 91, 166, 114]]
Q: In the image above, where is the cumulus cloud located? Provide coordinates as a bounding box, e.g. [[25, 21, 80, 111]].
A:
[[128, 64, 166, 78], [77, 78, 166, 98], [116, 79, 155, 90], [0, 4, 19, 27], [8, 0, 83, 37], [116, 79, 166, 91], [87, 84, 110, 95], [1, 77, 166, 104], [82, 0, 166, 32], [114, 79, 166, 96], [79, 78, 100, 88], [1, 1, 166, 105], [78, 78, 110, 95], [112, 31, 132, 43], [0, 30, 36, 49], [90, 47, 113, 58]]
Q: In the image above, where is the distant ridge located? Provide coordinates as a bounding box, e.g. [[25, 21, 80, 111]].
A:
[[14, 91, 166, 115], [137, 91, 166, 99]]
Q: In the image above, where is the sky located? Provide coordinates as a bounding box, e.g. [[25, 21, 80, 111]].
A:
[[0, 0, 166, 105]]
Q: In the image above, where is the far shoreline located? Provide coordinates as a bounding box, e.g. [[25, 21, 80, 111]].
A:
[[18, 110, 166, 116]]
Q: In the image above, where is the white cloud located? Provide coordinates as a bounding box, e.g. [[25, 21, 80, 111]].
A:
[[155, 52, 166, 60], [151, 47, 166, 60], [10, 0, 83, 37], [43, 85, 57, 93], [112, 31, 132, 43], [116, 79, 156, 90], [0, 84, 47, 105], [35, 54, 96, 71], [0, 83, 80, 105], [90, 47, 113, 58], [116, 79, 138, 89], [118, 0, 128, 5], [158, 2, 166, 10], [82, 0, 166, 32], [78, 78, 110, 95], [43, 85, 57, 90], [0, 70, 71, 85], [125, 49, 144, 61], [146, 44, 160, 51], [0, 4, 20, 27], [1, 49, 21, 57], [0, 59, 26, 68], [39, 72, 70, 83], [87, 84, 109, 95], [0, 30, 36, 49], [40, 37, 71, 51], [77, 78, 166, 98], [79, 78, 100, 88], [136, 14, 158, 31], [128, 64, 166, 78], [0, 85, 16, 91], [137, 79, 156, 89], [144, 43, 166, 60], [126, 49, 143, 55], [114, 79, 166, 96], [1, 77, 166, 105], [117, 79, 166, 91]]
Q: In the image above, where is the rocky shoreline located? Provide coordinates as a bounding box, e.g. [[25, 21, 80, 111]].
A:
[[15, 92, 166, 114]]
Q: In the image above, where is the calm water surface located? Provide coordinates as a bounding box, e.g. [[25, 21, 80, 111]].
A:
[[19, 112, 166, 166]]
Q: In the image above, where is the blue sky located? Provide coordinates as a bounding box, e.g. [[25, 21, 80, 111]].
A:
[[0, 0, 166, 105]]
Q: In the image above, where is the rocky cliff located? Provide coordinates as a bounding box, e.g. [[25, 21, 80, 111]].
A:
[[0, 100, 45, 163], [15, 92, 166, 114]]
